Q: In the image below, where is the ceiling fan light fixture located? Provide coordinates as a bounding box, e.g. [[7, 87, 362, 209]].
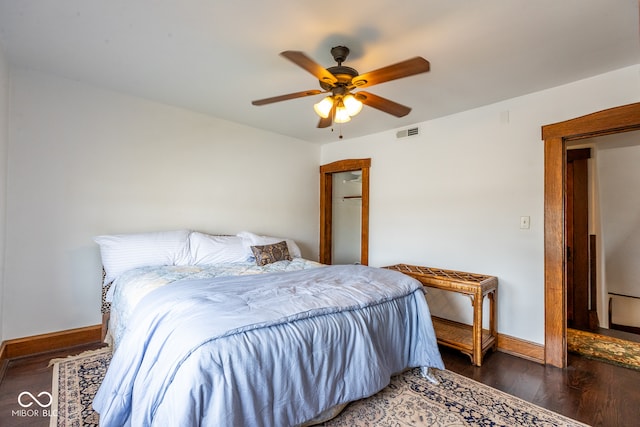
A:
[[253, 47, 430, 130], [313, 96, 334, 118], [343, 94, 363, 117]]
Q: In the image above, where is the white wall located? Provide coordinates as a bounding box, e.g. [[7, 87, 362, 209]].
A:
[[3, 68, 320, 340], [321, 65, 640, 344], [597, 133, 640, 298], [2, 63, 638, 345], [596, 132, 640, 327], [0, 42, 8, 344]]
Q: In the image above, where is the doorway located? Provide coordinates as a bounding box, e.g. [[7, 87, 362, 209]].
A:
[[319, 158, 371, 265], [542, 102, 640, 368]]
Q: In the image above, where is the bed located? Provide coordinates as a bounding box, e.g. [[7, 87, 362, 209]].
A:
[[92, 230, 444, 426]]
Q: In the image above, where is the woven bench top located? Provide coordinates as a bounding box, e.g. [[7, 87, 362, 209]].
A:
[[384, 264, 496, 285]]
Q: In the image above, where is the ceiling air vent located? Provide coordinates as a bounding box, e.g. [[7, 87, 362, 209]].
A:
[[396, 127, 419, 139]]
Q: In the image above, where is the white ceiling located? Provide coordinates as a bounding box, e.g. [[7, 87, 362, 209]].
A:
[[0, 0, 638, 144]]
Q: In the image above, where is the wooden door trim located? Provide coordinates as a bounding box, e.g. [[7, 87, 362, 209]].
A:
[[542, 102, 640, 368], [320, 158, 371, 265]]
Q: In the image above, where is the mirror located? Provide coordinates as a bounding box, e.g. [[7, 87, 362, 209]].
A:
[[332, 171, 363, 264], [319, 159, 370, 265]]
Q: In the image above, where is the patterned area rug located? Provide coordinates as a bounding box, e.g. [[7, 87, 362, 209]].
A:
[[322, 368, 587, 427], [49, 347, 112, 427], [567, 328, 640, 371], [50, 348, 587, 427]]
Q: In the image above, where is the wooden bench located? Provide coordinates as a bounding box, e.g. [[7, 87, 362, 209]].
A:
[[385, 264, 498, 366]]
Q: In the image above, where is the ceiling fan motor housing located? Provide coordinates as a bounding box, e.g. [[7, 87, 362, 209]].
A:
[[320, 66, 358, 91], [320, 46, 359, 91]]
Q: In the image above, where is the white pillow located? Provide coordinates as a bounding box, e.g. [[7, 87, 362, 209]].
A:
[[188, 232, 251, 265], [94, 230, 191, 284], [237, 231, 303, 258]]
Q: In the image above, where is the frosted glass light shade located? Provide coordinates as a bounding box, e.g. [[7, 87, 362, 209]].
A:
[[343, 94, 363, 116], [313, 97, 334, 118], [334, 105, 351, 123]]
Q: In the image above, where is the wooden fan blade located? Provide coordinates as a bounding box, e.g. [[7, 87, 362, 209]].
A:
[[356, 91, 411, 117], [317, 104, 336, 128], [252, 89, 322, 106], [317, 115, 333, 128], [351, 57, 430, 88], [280, 51, 338, 85]]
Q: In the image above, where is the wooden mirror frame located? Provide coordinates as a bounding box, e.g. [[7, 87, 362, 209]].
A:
[[319, 158, 371, 265], [542, 102, 640, 368]]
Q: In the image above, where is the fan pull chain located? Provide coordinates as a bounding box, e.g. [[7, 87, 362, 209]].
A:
[[331, 125, 344, 139]]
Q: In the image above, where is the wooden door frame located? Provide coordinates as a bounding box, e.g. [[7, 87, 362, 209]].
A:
[[320, 158, 371, 265], [542, 102, 640, 368]]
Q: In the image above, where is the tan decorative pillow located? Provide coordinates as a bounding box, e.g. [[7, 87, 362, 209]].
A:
[[251, 240, 292, 266]]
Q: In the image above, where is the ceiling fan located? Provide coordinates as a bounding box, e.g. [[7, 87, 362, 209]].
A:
[[252, 46, 430, 129]]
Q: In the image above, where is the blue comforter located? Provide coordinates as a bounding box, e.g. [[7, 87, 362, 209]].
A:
[[93, 264, 444, 426]]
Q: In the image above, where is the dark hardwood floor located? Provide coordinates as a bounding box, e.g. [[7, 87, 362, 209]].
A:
[[441, 346, 640, 427], [0, 342, 105, 427], [0, 343, 638, 426]]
